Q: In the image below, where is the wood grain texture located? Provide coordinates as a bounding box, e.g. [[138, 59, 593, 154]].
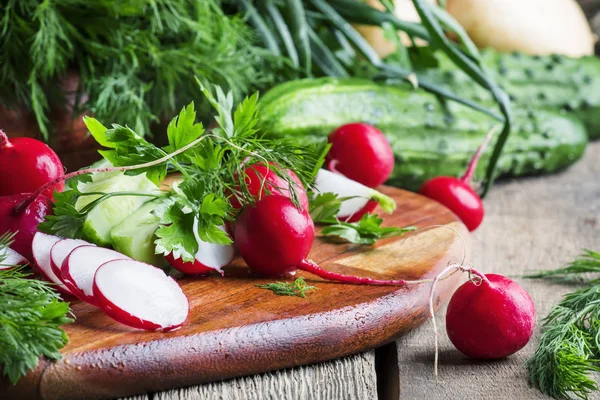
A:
[[153, 352, 377, 400], [395, 142, 600, 399], [0, 186, 469, 400]]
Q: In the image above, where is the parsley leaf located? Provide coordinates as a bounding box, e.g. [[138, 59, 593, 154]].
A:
[[321, 213, 416, 245], [256, 278, 319, 298], [309, 192, 344, 223], [164, 102, 205, 154], [153, 197, 199, 263]]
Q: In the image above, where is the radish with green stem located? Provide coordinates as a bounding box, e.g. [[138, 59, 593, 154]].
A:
[[314, 169, 396, 222], [0, 131, 64, 199], [419, 127, 498, 231], [93, 259, 189, 331], [326, 123, 394, 188]]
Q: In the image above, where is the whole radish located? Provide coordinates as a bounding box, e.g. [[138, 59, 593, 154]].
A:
[[0, 193, 52, 260], [0, 131, 64, 198], [234, 195, 410, 285], [446, 273, 536, 359], [229, 162, 309, 211], [326, 123, 394, 188], [419, 128, 496, 231]]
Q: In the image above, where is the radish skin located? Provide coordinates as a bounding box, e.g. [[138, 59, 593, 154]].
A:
[[93, 259, 189, 331], [62, 245, 130, 305], [31, 232, 73, 295]]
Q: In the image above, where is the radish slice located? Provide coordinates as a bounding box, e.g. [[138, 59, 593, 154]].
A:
[[50, 238, 93, 281], [313, 169, 396, 222], [93, 259, 189, 331], [62, 245, 130, 305], [31, 232, 72, 295], [0, 247, 27, 269], [192, 219, 234, 275]]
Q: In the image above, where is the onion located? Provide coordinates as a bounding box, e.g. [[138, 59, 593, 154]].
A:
[[446, 0, 595, 57]]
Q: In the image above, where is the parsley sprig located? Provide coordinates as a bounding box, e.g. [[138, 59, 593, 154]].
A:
[[309, 192, 415, 245], [0, 233, 73, 384], [42, 81, 327, 262]]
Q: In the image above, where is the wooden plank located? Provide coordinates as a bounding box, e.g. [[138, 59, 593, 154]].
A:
[[1, 187, 470, 400], [395, 142, 600, 398], [152, 352, 377, 400]]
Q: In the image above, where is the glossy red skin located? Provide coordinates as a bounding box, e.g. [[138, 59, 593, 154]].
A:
[[92, 269, 188, 332], [165, 253, 212, 276], [234, 195, 314, 277], [0, 136, 64, 198], [326, 123, 394, 188], [446, 274, 536, 359], [0, 193, 52, 260], [229, 163, 309, 211], [340, 199, 378, 223], [419, 176, 484, 231]]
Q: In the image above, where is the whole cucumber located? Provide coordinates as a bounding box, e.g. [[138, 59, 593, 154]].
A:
[[421, 50, 600, 139], [259, 78, 587, 191]]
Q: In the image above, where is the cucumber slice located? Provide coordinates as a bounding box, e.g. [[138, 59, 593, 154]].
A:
[[110, 199, 165, 266], [76, 173, 158, 246]]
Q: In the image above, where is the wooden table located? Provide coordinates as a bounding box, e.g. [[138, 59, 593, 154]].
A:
[[111, 143, 599, 400]]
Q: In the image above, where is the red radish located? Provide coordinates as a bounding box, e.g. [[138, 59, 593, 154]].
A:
[[314, 169, 395, 222], [166, 223, 234, 275], [93, 259, 189, 331], [419, 128, 497, 231], [0, 247, 27, 269], [62, 245, 130, 304], [446, 273, 536, 359], [229, 162, 309, 211], [50, 238, 93, 281], [235, 195, 409, 285], [0, 131, 64, 198], [31, 232, 73, 295], [0, 193, 53, 260], [326, 123, 394, 188]]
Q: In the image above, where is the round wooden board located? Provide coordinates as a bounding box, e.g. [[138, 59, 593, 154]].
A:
[[1, 186, 470, 400]]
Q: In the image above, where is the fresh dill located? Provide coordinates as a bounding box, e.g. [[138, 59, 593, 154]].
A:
[[527, 250, 600, 399], [0, 233, 73, 384], [257, 277, 319, 298]]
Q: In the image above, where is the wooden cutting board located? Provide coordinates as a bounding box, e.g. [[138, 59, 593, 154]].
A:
[[1, 186, 470, 400]]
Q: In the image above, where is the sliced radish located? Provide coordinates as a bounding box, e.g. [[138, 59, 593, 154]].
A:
[[93, 259, 189, 331], [31, 232, 72, 295], [0, 247, 27, 269], [50, 238, 93, 281], [313, 169, 396, 222], [62, 246, 130, 305]]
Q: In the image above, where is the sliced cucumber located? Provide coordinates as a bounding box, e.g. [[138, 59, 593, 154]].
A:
[[76, 173, 158, 246], [110, 199, 165, 266]]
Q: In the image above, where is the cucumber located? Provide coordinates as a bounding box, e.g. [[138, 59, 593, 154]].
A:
[[76, 172, 159, 246], [110, 199, 164, 266], [259, 78, 587, 191], [419, 50, 600, 139]]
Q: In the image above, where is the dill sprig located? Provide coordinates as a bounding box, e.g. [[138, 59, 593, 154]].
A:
[[526, 250, 600, 285], [257, 277, 319, 298], [0, 233, 73, 384], [527, 250, 600, 399]]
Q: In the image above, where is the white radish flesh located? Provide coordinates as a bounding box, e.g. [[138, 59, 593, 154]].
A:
[[62, 245, 130, 304], [93, 259, 189, 331], [193, 220, 235, 274], [0, 247, 27, 269], [32, 232, 73, 294], [314, 169, 395, 221], [50, 238, 93, 281]]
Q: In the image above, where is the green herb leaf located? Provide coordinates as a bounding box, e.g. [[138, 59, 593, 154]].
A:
[[38, 179, 88, 238], [526, 250, 600, 285], [0, 233, 72, 384], [153, 197, 199, 263], [309, 192, 343, 223], [257, 277, 319, 298], [321, 213, 415, 245], [164, 102, 205, 154]]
